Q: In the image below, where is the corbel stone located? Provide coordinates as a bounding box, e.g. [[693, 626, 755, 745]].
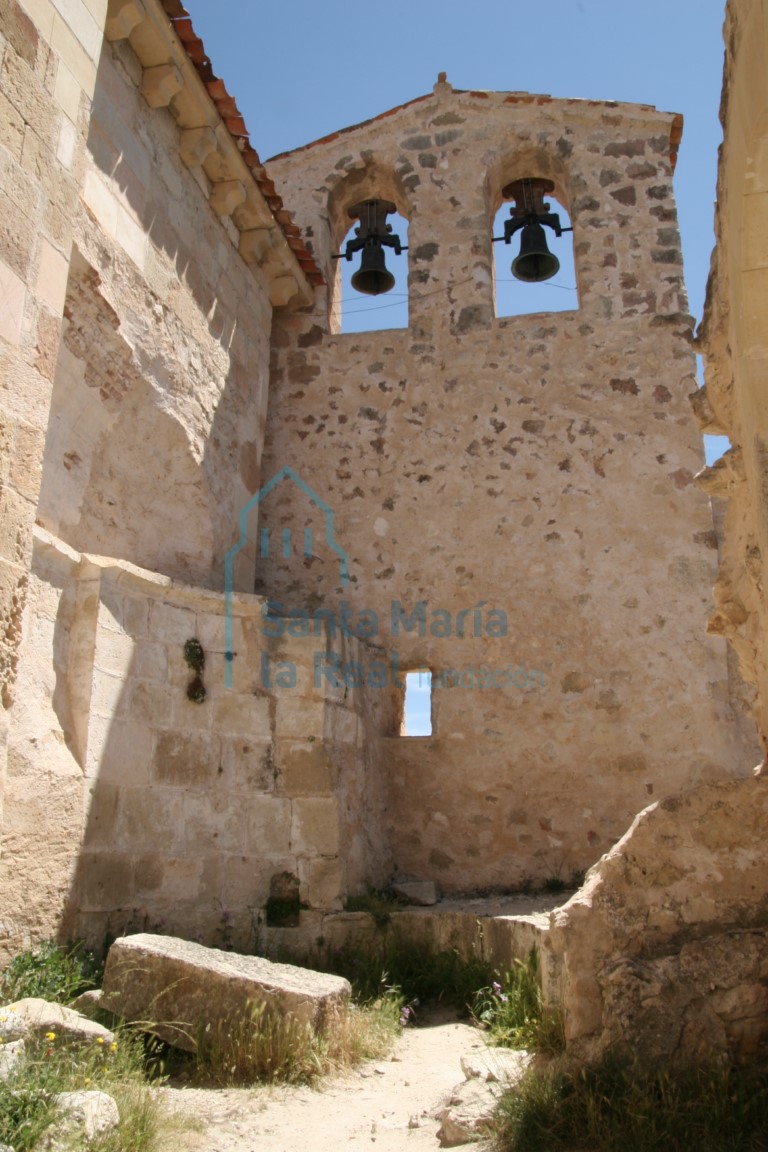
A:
[[105, 0, 146, 41], [240, 227, 276, 265], [141, 64, 183, 109], [269, 275, 300, 308], [179, 127, 217, 169], [210, 180, 247, 218]]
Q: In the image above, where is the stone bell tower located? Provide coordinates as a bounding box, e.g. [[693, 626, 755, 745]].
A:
[[258, 76, 755, 893]]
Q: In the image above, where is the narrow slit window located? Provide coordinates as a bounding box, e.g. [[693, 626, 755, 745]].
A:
[[402, 669, 432, 736]]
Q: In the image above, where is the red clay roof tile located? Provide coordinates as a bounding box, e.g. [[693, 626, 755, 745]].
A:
[[157, 0, 323, 286], [161, 0, 187, 16]]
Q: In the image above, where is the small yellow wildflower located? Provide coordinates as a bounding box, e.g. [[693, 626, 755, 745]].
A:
[[110, 1042, 117, 1052], [45, 1032, 56, 1042], [95, 1036, 105, 1045], [84, 1077, 91, 1086]]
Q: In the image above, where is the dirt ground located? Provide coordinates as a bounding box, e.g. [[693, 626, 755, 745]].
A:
[[161, 1012, 495, 1151]]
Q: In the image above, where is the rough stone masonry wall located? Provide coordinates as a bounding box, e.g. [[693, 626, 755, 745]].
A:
[[0, 0, 109, 923], [262, 81, 757, 893]]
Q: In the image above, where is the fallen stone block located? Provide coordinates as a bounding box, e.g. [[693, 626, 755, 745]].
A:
[[4, 998, 114, 1045], [67, 988, 105, 1019], [391, 880, 438, 906], [38, 1091, 120, 1151], [101, 933, 351, 1051], [436, 1078, 502, 1147], [0, 1007, 26, 1043]]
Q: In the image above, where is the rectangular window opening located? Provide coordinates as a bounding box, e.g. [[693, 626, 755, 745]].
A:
[[402, 668, 432, 736]]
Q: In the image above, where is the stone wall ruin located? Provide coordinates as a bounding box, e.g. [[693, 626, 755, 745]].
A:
[[0, 0, 765, 1072]]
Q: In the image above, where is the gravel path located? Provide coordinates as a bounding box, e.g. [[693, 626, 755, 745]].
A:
[[161, 1012, 494, 1151]]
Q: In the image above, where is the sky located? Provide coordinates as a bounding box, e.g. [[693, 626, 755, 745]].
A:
[[187, 0, 726, 322], [186, 0, 730, 732]]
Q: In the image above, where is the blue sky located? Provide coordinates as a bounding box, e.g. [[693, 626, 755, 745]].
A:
[[187, 1, 729, 731], [189, 0, 729, 464], [188, 0, 725, 322]]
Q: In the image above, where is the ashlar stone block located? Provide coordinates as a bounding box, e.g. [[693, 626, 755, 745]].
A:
[[245, 794, 291, 856], [278, 739, 336, 797], [153, 731, 221, 787], [102, 934, 351, 1050], [210, 180, 246, 217], [140, 64, 182, 110], [213, 692, 270, 739], [104, 0, 145, 42], [291, 797, 339, 856]]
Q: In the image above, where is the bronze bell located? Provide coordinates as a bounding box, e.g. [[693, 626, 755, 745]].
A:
[[511, 221, 560, 283], [351, 242, 396, 296]]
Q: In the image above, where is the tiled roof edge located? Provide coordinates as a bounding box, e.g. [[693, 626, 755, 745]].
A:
[[159, 0, 324, 286]]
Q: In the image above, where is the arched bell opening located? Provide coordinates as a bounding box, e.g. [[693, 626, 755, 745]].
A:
[[334, 206, 409, 334], [492, 177, 578, 318], [326, 166, 411, 334]]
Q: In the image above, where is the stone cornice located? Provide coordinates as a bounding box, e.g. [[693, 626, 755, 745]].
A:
[[105, 0, 318, 308]]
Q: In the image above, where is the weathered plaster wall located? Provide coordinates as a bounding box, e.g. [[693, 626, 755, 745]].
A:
[[0, 527, 394, 957], [262, 83, 756, 891], [697, 0, 768, 755], [0, 0, 109, 945]]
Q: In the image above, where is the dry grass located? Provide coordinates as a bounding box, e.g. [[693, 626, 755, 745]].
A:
[[190, 994, 402, 1086]]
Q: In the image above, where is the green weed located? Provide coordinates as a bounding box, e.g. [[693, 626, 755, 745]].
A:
[[344, 887, 405, 928], [317, 929, 495, 1011], [0, 1027, 173, 1152], [473, 948, 564, 1055], [0, 940, 99, 1006]]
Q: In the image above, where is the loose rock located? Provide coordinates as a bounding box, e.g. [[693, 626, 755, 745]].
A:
[[38, 1091, 119, 1150], [436, 1078, 501, 1146], [0, 1038, 24, 1081], [67, 988, 105, 1019], [460, 1046, 529, 1083], [4, 998, 114, 1045], [0, 1008, 26, 1043]]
